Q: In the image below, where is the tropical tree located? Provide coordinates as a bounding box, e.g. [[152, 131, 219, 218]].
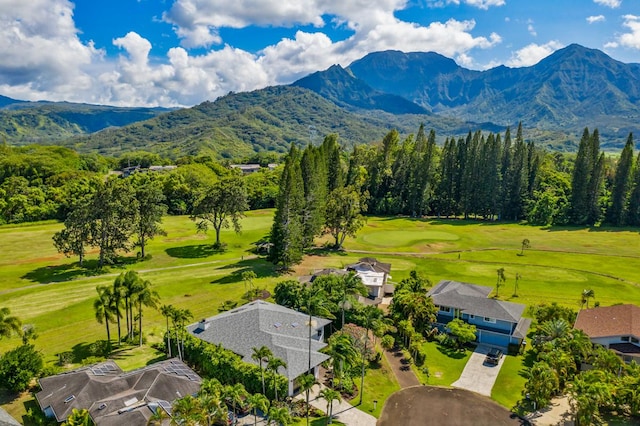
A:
[[0, 343, 43, 392], [171, 308, 193, 361], [241, 270, 257, 293], [93, 285, 114, 347], [113, 270, 142, 341], [223, 383, 248, 425], [171, 395, 201, 426], [190, 175, 249, 248], [303, 291, 335, 373], [63, 408, 93, 426], [267, 406, 292, 426], [266, 356, 287, 401], [580, 289, 595, 309], [0, 307, 21, 340], [523, 361, 559, 409], [495, 267, 506, 297], [297, 373, 316, 426], [338, 272, 367, 328], [160, 304, 175, 357], [381, 335, 395, 351], [520, 238, 530, 255], [252, 345, 273, 395], [273, 280, 305, 310], [513, 273, 521, 297], [447, 318, 476, 349], [52, 197, 93, 267], [319, 388, 341, 425], [324, 332, 359, 391], [147, 407, 169, 426], [569, 370, 613, 426], [537, 318, 571, 344], [246, 393, 269, 426], [132, 279, 160, 346]]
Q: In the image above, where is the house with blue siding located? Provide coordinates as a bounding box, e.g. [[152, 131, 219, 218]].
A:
[[427, 280, 531, 348]]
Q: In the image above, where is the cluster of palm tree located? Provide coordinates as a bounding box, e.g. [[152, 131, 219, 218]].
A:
[[0, 307, 21, 341], [250, 346, 288, 401], [525, 315, 640, 423], [159, 304, 193, 361], [93, 270, 159, 349]]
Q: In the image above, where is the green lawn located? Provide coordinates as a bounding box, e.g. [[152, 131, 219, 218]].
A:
[[1, 212, 640, 417], [359, 352, 401, 418], [413, 342, 472, 386]]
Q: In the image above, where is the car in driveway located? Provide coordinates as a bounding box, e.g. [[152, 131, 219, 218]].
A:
[[484, 347, 503, 365]]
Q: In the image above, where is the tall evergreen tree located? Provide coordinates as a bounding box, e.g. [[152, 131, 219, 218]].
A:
[[504, 123, 529, 221], [436, 137, 459, 217], [300, 145, 327, 248], [269, 146, 304, 269], [321, 134, 344, 192], [628, 153, 640, 226], [586, 129, 605, 225], [500, 126, 513, 219], [607, 133, 634, 225], [570, 128, 596, 225]]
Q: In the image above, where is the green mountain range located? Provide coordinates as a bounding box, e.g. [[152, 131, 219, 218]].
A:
[[1, 44, 638, 156]]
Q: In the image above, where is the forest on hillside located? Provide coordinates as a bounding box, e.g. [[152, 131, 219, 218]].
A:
[[0, 123, 638, 234]]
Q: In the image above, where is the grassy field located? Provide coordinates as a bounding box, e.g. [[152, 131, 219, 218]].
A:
[[1, 211, 639, 420]]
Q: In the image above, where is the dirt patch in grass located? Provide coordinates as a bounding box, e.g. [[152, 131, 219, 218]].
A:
[[379, 386, 524, 426]]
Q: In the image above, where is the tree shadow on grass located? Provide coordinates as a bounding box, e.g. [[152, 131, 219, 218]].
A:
[[21, 256, 140, 284], [436, 344, 469, 360], [165, 244, 225, 259], [210, 258, 280, 285], [517, 349, 538, 379]]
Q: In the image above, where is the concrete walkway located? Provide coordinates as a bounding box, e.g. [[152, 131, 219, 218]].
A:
[[451, 345, 505, 396], [383, 347, 420, 388], [526, 396, 574, 426], [296, 384, 377, 426]]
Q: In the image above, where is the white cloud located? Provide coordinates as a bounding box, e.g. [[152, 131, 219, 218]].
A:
[[506, 41, 564, 67], [427, 0, 505, 9], [593, 0, 621, 8], [615, 14, 640, 49], [0, 0, 102, 101], [587, 15, 606, 24], [528, 24, 537, 36]]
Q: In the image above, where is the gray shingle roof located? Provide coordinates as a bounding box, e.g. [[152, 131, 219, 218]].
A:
[[428, 280, 525, 323], [36, 359, 201, 425], [187, 300, 332, 380]]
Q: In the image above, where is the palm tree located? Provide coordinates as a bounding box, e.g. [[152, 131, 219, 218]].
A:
[[114, 270, 142, 340], [246, 393, 269, 426], [297, 373, 316, 426], [242, 270, 257, 293], [303, 291, 334, 373], [495, 267, 506, 297], [252, 345, 273, 395], [63, 408, 92, 426], [132, 279, 160, 346], [171, 308, 193, 361], [538, 318, 571, 342], [223, 383, 248, 425], [93, 285, 114, 347], [358, 305, 379, 405], [581, 288, 595, 309], [324, 332, 359, 391], [513, 273, 521, 297], [147, 406, 169, 426], [338, 272, 367, 327], [171, 395, 201, 426], [520, 238, 530, 255], [160, 304, 175, 357], [319, 388, 341, 425], [0, 307, 21, 340], [266, 356, 287, 401], [267, 406, 291, 426]]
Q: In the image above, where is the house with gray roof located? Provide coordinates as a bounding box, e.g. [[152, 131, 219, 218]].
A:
[[428, 280, 531, 348], [36, 358, 201, 426], [0, 407, 20, 426], [187, 300, 332, 396]]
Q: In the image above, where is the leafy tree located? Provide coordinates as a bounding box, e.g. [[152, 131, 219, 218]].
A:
[[447, 318, 476, 349], [223, 383, 249, 422], [0, 307, 21, 340], [269, 146, 304, 269], [90, 177, 138, 267], [191, 175, 248, 248], [63, 408, 93, 426], [319, 387, 341, 425], [338, 272, 368, 328], [324, 332, 359, 391], [267, 405, 292, 426], [241, 270, 257, 293], [273, 280, 305, 310], [520, 238, 530, 255], [324, 185, 366, 249], [132, 176, 167, 258], [252, 346, 273, 395], [0, 343, 43, 392], [531, 303, 577, 324], [381, 335, 395, 350], [569, 370, 613, 426], [53, 196, 93, 266], [523, 361, 559, 409]]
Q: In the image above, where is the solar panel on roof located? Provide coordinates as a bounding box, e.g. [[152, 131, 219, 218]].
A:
[[158, 400, 173, 415]]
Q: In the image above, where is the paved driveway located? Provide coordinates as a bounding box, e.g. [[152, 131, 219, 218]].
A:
[[451, 345, 506, 396], [296, 383, 377, 426]]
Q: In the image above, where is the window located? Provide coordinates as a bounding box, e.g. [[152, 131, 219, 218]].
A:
[[469, 315, 475, 319], [440, 306, 451, 313], [632, 337, 639, 344], [484, 317, 496, 323], [621, 336, 630, 342]]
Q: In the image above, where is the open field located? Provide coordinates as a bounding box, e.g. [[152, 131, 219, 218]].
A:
[[1, 211, 639, 420]]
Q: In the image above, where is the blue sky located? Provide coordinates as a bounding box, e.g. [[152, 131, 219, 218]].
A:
[[1, 0, 639, 107]]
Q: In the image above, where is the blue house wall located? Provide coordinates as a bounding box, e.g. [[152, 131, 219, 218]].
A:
[[435, 307, 517, 348]]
